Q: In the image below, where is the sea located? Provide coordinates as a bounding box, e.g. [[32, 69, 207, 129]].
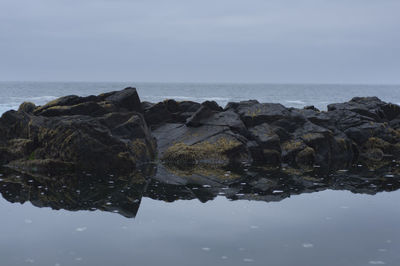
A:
[[0, 81, 400, 266]]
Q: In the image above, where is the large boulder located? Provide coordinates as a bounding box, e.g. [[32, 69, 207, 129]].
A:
[[0, 88, 156, 174]]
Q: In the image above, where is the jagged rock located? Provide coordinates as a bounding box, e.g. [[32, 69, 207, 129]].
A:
[[227, 100, 290, 127], [1, 88, 400, 175], [143, 99, 201, 128], [0, 88, 156, 174]]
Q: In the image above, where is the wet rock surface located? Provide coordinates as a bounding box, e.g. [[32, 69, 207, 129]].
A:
[[1, 87, 400, 174]]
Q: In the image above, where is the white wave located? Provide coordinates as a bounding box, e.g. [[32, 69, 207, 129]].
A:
[[10, 95, 57, 102], [285, 100, 306, 104]]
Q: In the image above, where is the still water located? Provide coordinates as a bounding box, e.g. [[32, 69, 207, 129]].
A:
[[0, 163, 399, 266]]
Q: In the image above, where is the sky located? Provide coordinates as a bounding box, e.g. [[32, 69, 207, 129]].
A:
[[0, 0, 399, 84]]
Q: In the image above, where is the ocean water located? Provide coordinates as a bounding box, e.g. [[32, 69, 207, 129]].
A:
[[0, 82, 400, 266], [0, 81, 399, 115]]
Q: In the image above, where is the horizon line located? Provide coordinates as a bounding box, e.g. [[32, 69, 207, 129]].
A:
[[0, 80, 399, 86]]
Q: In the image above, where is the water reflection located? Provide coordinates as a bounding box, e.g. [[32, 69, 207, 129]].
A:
[[1, 162, 399, 218]]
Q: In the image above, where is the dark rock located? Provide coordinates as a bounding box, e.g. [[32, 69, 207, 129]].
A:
[[2, 88, 400, 175], [18, 102, 36, 114], [186, 105, 216, 127], [104, 87, 142, 112], [304, 105, 320, 112], [230, 101, 290, 127], [0, 89, 156, 174], [143, 100, 201, 128], [153, 123, 251, 167]]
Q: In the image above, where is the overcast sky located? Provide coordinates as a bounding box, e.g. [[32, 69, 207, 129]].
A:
[[0, 0, 399, 84]]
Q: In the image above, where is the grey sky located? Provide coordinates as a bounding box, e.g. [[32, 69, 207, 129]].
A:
[[1, 0, 399, 83]]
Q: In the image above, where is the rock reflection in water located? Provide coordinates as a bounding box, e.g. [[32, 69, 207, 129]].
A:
[[0, 163, 399, 218]]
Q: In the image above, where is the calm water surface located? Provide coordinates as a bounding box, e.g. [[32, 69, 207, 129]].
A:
[[0, 82, 400, 266]]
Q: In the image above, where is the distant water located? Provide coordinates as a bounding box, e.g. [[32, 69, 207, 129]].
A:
[[0, 81, 399, 115]]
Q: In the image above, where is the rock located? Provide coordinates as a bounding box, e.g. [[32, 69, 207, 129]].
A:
[[295, 147, 315, 168], [228, 100, 290, 127], [2, 87, 400, 175], [143, 100, 201, 128], [153, 123, 251, 167], [248, 123, 281, 165], [304, 105, 320, 112], [186, 105, 216, 127], [0, 89, 156, 174], [104, 87, 142, 112], [18, 102, 36, 114], [37, 101, 107, 117]]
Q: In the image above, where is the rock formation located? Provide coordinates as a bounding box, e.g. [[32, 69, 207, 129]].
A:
[[0, 87, 399, 175], [0, 88, 156, 174]]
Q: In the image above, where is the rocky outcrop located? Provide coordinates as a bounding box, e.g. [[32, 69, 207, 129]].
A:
[[152, 97, 400, 171], [0, 88, 156, 174], [1, 88, 399, 174]]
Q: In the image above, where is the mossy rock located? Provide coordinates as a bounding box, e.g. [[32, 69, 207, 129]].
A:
[[162, 136, 244, 166], [295, 147, 315, 168], [18, 102, 36, 114]]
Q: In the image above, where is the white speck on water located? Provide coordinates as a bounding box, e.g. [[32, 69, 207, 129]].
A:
[[75, 257, 83, 261], [25, 258, 35, 263], [76, 227, 87, 232], [386, 240, 392, 243], [273, 190, 284, 193], [121, 226, 128, 230], [302, 243, 314, 248], [250, 225, 259, 229], [238, 247, 245, 251], [24, 219, 33, 224], [325, 217, 332, 220], [378, 249, 387, 252], [369, 261, 385, 265], [243, 258, 254, 262], [55, 263, 61, 266], [201, 247, 210, 251], [340, 206, 350, 209], [221, 256, 228, 260]]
